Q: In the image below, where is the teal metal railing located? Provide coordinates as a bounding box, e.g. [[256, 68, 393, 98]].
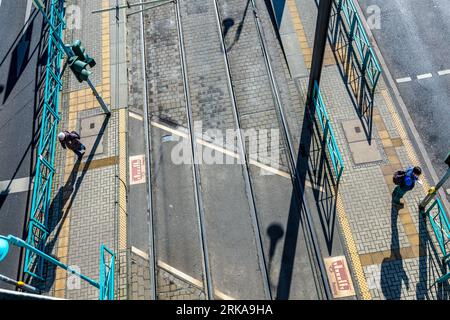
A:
[[1, 235, 115, 299], [334, 0, 382, 91], [312, 81, 344, 183], [99, 245, 115, 300], [25, 0, 66, 280], [425, 198, 450, 282]]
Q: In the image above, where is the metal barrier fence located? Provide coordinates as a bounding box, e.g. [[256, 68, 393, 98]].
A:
[[99, 245, 115, 300], [312, 81, 344, 183], [425, 198, 450, 283], [335, 0, 382, 91], [25, 0, 66, 280]]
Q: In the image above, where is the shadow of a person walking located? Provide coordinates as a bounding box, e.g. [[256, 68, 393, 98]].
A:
[[380, 201, 409, 300]]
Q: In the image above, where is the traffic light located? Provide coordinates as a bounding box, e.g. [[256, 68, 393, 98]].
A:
[[68, 57, 92, 82], [70, 40, 96, 68], [67, 40, 96, 82]]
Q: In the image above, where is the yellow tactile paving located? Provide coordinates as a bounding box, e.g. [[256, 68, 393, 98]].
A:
[[381, 89, 430, 193], [118, 108, 127, 250], [286, 0, 335, 69], [53, 0, 114, 297], [333, 191, 372, 300]]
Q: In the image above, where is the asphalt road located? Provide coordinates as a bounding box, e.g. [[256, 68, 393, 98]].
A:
[[358, 0, 450, 198], [0, 0, 43, 288]]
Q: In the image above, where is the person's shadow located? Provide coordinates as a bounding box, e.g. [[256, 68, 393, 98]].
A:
[[380, 198, 410, 299]]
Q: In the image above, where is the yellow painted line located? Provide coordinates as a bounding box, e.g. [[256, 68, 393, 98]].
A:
[[119, 108, 127, 250], [286, 0, 311, 67], [381, 90, 430, 193], [157, 260, 235, 300]]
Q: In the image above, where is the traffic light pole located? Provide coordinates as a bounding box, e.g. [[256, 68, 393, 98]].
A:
[[33, 0, 110, 115], [0, 273, 39, 294], [87, 78, 111, 115], [419, 152, 450, 211]]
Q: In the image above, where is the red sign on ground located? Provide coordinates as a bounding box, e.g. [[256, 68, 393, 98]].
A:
[[324, 256, 355, 299], [129, 155, 146, 185]]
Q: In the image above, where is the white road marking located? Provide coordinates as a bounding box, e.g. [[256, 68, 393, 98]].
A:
[[396, 77, 412, 83], [0, 0, 3, 8], [129, 111, 143, 121], [157, 260, 235, 300], [0, 177, 31, 195], [438, 69, 450, 76], [131, 246, 149, 260], [24, 0, 33, 25], [150, 120, 324, 192], [417, 73, 433, 80]]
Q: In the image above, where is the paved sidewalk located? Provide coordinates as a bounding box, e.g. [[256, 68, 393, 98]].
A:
[[38, 0, 128, 299], [271, 0, 450, 299]]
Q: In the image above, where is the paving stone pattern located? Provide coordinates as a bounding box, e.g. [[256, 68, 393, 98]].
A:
[[128, 251, 152, 300], [180, 0, 236, 132], [157, 268, 206, 300], [217, 0, 287, 168], [65, 0, 104, 90], [290, 0, 450, 300], [144, 4, 188, 127]]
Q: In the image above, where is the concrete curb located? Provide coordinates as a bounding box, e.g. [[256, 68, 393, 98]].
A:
[[352, 0, 450, 213]]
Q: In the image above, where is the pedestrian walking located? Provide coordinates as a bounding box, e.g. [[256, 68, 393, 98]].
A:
[[58, 130, 86, 159], [392, 166, 422, 208]]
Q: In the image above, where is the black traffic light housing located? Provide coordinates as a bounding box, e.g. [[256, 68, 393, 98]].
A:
[[445, 152, 450, 167]]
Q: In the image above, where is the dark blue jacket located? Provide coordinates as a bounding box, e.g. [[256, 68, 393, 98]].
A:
[[401, 167, 417, 191]]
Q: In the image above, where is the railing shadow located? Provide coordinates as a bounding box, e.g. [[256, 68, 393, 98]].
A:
[[418, 210, 450, 300], [328, 2, 374, 144], [379, 203, 409, 300], [306, 107, 338, 255]]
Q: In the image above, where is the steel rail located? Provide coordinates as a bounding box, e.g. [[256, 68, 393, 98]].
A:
[[139, 3, 157, 299], [175, 0, 214, 300], [212, 0, 272, 300], [248, 0, 332, 299]]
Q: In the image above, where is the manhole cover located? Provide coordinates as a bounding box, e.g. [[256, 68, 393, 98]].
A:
[[80, 115, 107, 155]]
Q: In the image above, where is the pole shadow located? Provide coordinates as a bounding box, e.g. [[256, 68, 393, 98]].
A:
[[379, 203, 409, 300], [222, 0, 251, 52], [275, 83, 339, 299], [267, 223, 284, 288]]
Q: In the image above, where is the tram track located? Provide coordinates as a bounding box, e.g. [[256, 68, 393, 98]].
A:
[[213, 0, 332, 298], [139, 0, 332, 300]]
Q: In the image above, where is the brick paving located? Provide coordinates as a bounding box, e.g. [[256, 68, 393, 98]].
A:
[[283, 0, 450, 299], [35, 0, 449, 301], [39, 0, 128, 300]]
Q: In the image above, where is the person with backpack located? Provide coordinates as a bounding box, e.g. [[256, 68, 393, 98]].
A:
[[58, 130, 86, 160], [392, 166, 422, 208]]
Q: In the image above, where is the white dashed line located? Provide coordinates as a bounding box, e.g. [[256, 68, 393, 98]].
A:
[[396, 77, 412, 83], [417, 73, 433, 80], [129, 111, 143, 121], [438, 69, 450, 76]]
